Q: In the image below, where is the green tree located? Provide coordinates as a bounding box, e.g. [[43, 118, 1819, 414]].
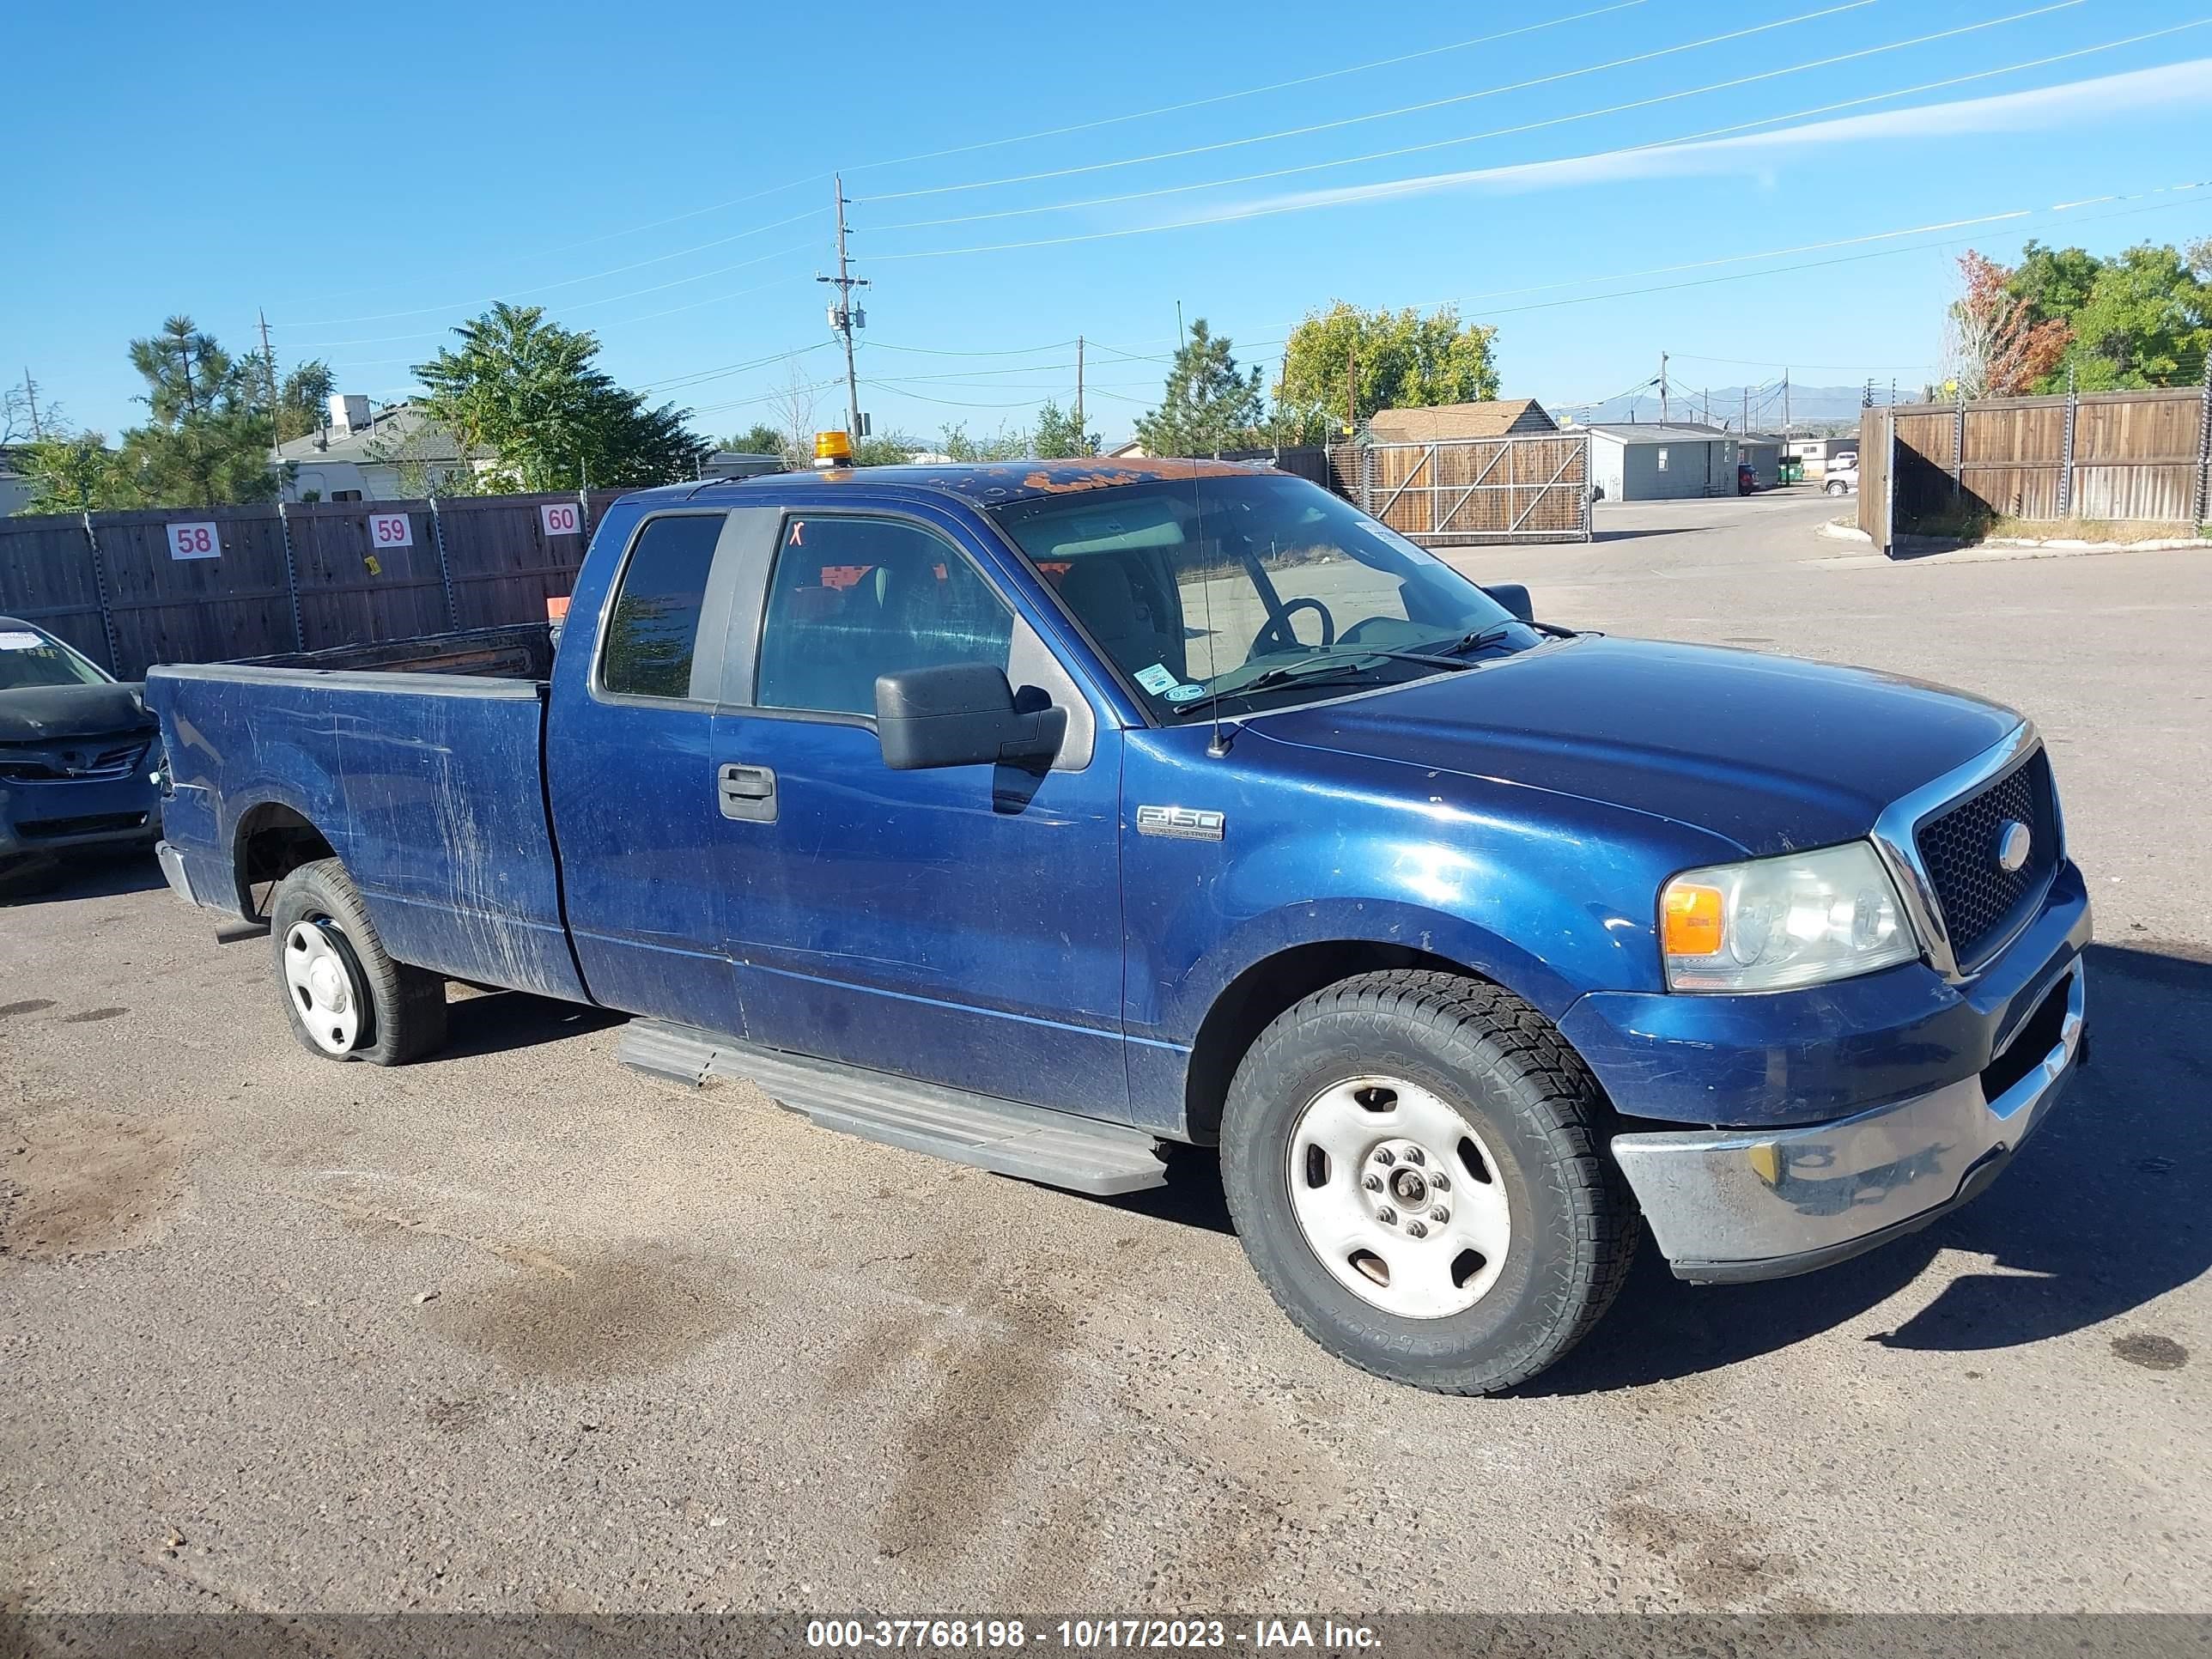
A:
[[1273, 302, 1500, 443], [1133, 319, 1265, 456], [413, 301, 707, 491], [275, 360, 337, 443], [853, 430, 925, 465], [2057, 246, 2211, 391], [723, 421, 786, 455], [10, 432, 139, 514], [1031, 399, 1098, 459], [2001, 241, 2212, 392], [936, 421, 1030, 462], [2008, 242, 2103, 323], [120, 316, 277, 507]]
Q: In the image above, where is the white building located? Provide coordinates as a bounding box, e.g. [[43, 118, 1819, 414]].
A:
[[1585, 422, 1743, 501], [271, 395, 488, 502]]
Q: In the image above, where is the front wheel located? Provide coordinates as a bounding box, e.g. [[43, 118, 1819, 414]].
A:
[[1220, 970, 1638, 1394], [1826, 480, 1848, 495], [269, 858, 447, 1065]]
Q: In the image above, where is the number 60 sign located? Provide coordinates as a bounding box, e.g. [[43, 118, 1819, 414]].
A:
[[540, 501, 581, 537]]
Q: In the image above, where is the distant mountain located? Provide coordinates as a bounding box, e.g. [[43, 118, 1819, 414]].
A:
[[1542, 383, 1876, 431]]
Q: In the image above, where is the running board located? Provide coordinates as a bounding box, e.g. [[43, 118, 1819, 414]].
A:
[[617, 1019, 1168, 1196]]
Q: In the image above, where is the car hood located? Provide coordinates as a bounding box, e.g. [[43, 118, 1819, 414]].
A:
[[0, 680, 154, 744], [1246, 635, 2020, 855]]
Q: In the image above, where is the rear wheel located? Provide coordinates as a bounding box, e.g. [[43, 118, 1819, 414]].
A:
[[269, 858, 447, 1065], [1220, 970, 1638, 1394]]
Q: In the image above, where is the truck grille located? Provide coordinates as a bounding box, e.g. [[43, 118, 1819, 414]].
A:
[[0, 734, 151, 782], [1914, 748, 2058, 968]]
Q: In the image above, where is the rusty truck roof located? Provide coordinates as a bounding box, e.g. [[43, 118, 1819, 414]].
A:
[[689, 455, 1272, 507]]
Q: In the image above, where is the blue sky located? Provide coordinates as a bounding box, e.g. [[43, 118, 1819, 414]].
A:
[[7, 0, 2210, 447]]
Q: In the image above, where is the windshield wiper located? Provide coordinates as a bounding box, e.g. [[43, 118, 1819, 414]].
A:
[[1225, 646, 1475, 697], [1439, 618, 1584, 659]]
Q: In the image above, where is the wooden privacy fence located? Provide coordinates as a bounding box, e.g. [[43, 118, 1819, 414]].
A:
[[1863, 376, 2212, 545], [1326, 433, 1592, 544], [0, 490, 631, 678]]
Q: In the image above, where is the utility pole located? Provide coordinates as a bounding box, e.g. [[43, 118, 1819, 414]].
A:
[[817, 173, 869, 441], [1784, 371, 1791, 435], [1658, 352, 1669, 424], [1741, 384, 1748, 434], [1345, 342, 1358, 437], [21, 369, 42, 440], [1075, 336, 1085, 446]]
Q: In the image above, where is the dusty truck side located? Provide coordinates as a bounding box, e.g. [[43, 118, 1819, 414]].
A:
[[146, 458, 2090, 1393]]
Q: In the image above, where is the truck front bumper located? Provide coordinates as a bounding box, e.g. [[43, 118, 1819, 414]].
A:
[[1611, 957, 2084, 1283]]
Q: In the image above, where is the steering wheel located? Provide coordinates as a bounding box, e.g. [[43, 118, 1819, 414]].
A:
[[1250, 597, 1336, 657]]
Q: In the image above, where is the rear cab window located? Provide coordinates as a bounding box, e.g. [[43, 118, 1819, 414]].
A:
[[598, 514, 727, 701]]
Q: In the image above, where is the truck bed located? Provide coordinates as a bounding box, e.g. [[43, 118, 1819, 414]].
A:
[[145, 633, 586, 1003], [236, 622, 558, 682]]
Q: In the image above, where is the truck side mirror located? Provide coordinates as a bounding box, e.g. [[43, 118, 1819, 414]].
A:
[[1483, 583, 1534, 624], [874, 663, 1066, 772]]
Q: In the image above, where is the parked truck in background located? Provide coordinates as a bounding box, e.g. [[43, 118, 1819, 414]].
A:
[[145, 456, 2090, 1393]]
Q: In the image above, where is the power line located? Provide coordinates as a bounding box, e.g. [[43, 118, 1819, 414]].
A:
[[276, 210, 823, 328], [860, 337, 1079, 358], [869, 54, 2210, 267], [848, 1, 1647, 175], [861, 1, 1875, 204], [866, 3, 2100, 235], [267, 3, 1648, 311]]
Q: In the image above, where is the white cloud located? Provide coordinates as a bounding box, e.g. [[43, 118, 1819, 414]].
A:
[[1184, 58, 2212, 222]]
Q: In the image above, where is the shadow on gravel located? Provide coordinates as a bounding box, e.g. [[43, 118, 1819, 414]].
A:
[[0, 848, 167, 907], [1097, 1141, 1237, 1236], [1522, 940, 2212, 1395], [440, 988, 625, 1059]]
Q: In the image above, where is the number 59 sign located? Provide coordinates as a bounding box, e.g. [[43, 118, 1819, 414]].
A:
[[167, 522, 220, 560], [540, 501, 582, 537], [368, 512, 413, 549]]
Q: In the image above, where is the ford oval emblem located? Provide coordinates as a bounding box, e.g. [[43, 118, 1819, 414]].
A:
[[1995, 819, 2032, 874]]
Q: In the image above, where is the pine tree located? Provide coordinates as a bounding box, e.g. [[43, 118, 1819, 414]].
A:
[[1133, 320, 1265, 456], [119, 316, 277, 507]]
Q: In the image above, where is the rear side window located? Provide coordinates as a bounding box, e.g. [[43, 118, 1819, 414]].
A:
[[600, 514, 724, 700]]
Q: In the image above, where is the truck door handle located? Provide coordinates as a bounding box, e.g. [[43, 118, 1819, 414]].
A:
[[717, 762, 777, 823]]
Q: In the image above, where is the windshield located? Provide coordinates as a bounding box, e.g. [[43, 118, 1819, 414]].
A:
[[989, 472, 1530, 719], [0, 627, 111, 690]]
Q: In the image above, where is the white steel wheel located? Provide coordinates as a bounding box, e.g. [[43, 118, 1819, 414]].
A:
[[283, 918, 365, 1055], [1285, 1074, 1511, 1320]]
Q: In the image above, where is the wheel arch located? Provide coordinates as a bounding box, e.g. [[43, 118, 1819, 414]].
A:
[[1182, 939, 1487, 1145], [233, 799, 338, 919]]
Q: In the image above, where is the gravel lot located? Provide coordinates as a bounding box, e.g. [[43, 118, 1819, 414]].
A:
[[3, 488, 2206, 1615]]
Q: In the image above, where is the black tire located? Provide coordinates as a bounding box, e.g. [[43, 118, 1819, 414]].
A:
[[1220, 970, 1639, 1395], [268, 858, 447, 1066]]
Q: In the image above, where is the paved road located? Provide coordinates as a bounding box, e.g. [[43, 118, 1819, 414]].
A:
[[3, 488, 2206, 1616]]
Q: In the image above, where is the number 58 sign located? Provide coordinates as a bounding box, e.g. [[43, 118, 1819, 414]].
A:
[[167, 522, 220, 560]]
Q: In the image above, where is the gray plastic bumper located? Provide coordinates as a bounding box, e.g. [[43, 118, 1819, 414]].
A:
[[1611, 958, 2085, 1283], [155, 839, 198, 906]]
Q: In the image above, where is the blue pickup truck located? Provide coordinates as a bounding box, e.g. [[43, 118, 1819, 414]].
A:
[[146, 456, 2089, 1393]]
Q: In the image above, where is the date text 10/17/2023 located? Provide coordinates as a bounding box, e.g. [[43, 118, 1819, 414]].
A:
[[805, 1620, 1382, 1650]]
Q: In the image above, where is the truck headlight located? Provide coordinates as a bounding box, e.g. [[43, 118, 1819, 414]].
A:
[[1661, 842, 1917, 993]]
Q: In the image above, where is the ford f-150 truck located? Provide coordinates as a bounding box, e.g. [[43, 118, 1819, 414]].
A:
[[146, 456, 2089, 1393]]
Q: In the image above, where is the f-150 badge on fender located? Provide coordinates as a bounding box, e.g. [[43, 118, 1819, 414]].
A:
[[1136, 805, 1224, 842]]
